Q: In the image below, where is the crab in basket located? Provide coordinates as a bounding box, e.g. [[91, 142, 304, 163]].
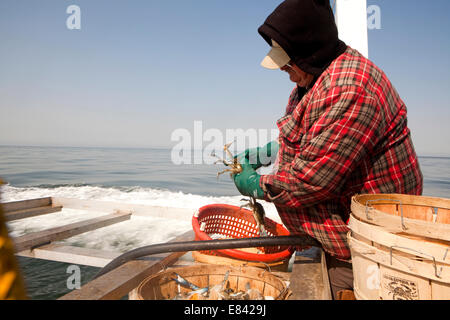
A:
[[170, 271, 267, 301]]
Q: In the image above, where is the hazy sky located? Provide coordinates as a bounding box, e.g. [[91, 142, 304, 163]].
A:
[[1, 0, 449, 156]]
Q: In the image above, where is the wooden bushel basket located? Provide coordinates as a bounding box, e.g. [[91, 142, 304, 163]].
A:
[[129, 264, 291, 300], [349, 194, 450, 300]]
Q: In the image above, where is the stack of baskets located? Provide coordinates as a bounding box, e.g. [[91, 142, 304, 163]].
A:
[[348, 194, 450, 300]]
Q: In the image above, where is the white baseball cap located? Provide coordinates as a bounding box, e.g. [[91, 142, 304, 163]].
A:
[[261, 39, 291, 69]]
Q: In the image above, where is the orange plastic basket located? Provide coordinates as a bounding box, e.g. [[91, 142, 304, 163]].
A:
[[192, 204, 294, 263]]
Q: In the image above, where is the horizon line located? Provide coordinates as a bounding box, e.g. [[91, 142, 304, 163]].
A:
[[0, 143, 449, 159]]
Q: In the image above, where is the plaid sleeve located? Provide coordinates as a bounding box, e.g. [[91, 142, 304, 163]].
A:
[[261, 85, 383, 208]]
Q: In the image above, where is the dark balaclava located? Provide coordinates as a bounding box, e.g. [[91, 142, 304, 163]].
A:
[[258, 0, 347, 77]]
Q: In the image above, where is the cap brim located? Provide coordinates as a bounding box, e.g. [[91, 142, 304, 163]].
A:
[[261, 46, 290, 70]]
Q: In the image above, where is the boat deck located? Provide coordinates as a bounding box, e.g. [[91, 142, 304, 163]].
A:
[[3, 197, 331, 300]]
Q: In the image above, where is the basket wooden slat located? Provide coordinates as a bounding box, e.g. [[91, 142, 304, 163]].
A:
[[351, 194, 450, 241], [348, 216, 450, 265], [191, 251, 290, 271]]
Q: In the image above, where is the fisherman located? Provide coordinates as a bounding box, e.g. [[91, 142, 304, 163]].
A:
[[233, 0, 423, 299]]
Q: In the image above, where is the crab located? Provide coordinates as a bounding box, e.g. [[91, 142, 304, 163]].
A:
[[211, 141, 243, 179], [240, 197, 268, 237], [212, 143, 267, 237]]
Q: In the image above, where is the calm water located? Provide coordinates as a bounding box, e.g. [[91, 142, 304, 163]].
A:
[[0, 145, 449, 299], [0, 145, 240, 196]]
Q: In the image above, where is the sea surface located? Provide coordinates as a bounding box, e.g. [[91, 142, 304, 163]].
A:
[[0, 145, 449, 300]]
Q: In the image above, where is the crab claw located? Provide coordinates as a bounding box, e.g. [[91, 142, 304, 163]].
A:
[[223, 141, 234, 150], [214, 159, 229, 166]]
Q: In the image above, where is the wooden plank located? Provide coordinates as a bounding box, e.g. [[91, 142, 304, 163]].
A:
[[5, 205, 63, 222], [52, 197, 196, 221], [17, 244, 184, 268], [288, 247, 332, 300], [58, 230, 195, 300], [320, 249, 332, 300], [13, 211, 131, 252], [2, 197, 52, 213], [17, 244, 122, 268]]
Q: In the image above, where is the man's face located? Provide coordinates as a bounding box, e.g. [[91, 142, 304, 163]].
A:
[[280, 62, 314, 88]]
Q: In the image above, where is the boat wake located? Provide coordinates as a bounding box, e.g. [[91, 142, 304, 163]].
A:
[[0, 184, 280, 252]]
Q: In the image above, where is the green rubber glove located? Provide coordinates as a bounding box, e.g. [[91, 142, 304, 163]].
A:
[[235, 141, 279, 170], [233, 162, 265, 199]]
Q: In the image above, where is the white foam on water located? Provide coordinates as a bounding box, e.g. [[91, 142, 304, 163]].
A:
[[1, 184, 282, 253]]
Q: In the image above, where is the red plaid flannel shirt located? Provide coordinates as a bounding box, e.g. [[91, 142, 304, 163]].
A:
[[260, 47, 423, 260]]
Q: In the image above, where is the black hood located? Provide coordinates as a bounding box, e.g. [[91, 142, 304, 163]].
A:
[[258, 0, 347, 76]]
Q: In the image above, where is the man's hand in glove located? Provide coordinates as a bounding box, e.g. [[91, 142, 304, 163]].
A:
[[233, 161, 265, 199], [235, 141, 279, 170]]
